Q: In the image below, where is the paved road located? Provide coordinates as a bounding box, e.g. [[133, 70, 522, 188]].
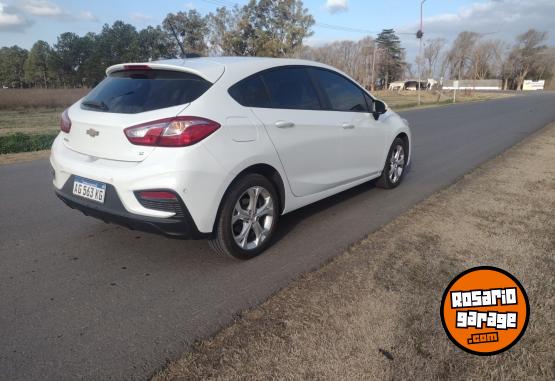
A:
[[1, 93, 555, 380]]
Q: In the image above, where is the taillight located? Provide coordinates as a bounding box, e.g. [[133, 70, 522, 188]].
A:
[[124, 116, 220, 147], [60, 109, 71, 133]]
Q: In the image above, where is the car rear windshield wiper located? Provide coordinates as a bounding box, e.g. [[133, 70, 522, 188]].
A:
[[81, 100, 109, 111]]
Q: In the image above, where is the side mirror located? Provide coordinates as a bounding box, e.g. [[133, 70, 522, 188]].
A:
[[372, 100, 387, 120]]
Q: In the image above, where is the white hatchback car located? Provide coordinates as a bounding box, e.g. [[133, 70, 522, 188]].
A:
[[51, 57, 411, 259]]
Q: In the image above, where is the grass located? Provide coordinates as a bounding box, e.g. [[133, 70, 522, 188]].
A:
[[0, 88, 88, 110], [154, 123, 555, 380], [0, 89, 513, 157], [0, 132, 57, 154], [0, 108, 61, 136], [374, 90, 512, 110]]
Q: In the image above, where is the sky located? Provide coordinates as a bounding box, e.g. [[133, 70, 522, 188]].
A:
[[1, 0, 554, 61]]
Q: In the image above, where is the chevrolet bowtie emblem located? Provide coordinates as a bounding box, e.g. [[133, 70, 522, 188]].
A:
[[86, 128, 99, 137]]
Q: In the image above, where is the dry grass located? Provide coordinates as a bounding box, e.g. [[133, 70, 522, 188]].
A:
[[154, 123, 555, 381], [376, 90, 512, 110], [0, 109, 61, 136], [0, 149, 50, 165], [0, 88, 88, 110]]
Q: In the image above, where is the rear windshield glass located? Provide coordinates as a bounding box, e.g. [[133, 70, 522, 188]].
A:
[[81, 69, 211, 114]]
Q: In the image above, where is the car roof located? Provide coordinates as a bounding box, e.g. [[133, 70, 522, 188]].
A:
[[106, 56, 336, 84]]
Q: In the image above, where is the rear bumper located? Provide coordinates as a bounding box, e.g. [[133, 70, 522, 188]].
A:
[[55, 176, 210, 239]]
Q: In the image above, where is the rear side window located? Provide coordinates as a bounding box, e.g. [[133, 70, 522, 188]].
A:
[[81, 70, 211, 114], [261, 67, 321, 110], [228, 75, 271, 108], [311, 69, 368, 112]]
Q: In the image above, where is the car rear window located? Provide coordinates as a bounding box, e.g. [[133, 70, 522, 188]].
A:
[[228, 75, 271, 108], [81, 69, 211, 114]]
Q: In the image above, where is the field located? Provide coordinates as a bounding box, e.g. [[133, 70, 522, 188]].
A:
[[373, 89, 513, 110], [154, 123, 555, 380], [0, 88, 510, 155]]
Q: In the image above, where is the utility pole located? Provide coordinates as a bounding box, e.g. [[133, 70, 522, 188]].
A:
[[417, 0, 426, 106], [371, 46, 378, 92]]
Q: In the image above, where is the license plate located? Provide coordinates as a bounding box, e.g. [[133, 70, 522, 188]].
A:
[[72, 176, 106, 204]]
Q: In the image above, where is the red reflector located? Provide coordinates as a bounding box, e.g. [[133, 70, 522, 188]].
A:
[[60, 109, 71, 133], [123, 64, 151, 70], [138, 191, 178, 200]]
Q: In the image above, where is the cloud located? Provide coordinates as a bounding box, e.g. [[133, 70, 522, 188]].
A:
[[78, 10, 97, 22], [7, 1, 98, 23], [397, 0, 555, 62], [0, 2, 32, 31], [130, 11, 153, 24], [399, 0, 555, 43], [20, 0, 61, 16], [184, 2, 195, 10], [325, 0, 348, 14]]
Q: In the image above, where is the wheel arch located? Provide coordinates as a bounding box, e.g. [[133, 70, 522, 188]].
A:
[[212, 163, 286, 232], [395, 132, 410, 161]]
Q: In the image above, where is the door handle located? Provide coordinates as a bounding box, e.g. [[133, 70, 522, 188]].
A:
[[275, 121, 295, 128], [342, 123, 355, 129]]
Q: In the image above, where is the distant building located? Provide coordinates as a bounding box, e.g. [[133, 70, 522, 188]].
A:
[[522, 80, 545, 91], [442, 79, 501, 91]]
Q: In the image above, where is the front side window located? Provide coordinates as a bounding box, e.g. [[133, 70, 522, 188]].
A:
[[261, 67, 321, 110], [311, 69, 368, 112], [81, 69, 211, 114]]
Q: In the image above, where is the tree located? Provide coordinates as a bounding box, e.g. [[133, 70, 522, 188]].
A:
[[508, 29, 548, 90], [138, 26, 178, 61], [0, 46, 28, 88], [447, 31, 479, 80], [50, 32, 83, 87], [423, 38, 445, 78], [375, 29, 405, 89], [207, 0, 314, 57], [298, 37, 375, 88], [163, 10, 210, 56], [24, 41, 52, 88]]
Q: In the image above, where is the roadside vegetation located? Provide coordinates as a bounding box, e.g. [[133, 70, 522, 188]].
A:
[[154, 124, 555, 380], [0, 88, 512, 156]]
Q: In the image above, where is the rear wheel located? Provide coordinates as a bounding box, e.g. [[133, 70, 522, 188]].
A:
[[376, 137, 407, 189], [209, 174, 279, 260]]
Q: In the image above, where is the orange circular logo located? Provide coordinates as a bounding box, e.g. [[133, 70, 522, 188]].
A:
[[441, 266, 529, 355]]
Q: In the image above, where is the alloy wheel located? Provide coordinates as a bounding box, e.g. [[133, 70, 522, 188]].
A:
[[231, 186, 275, 250]]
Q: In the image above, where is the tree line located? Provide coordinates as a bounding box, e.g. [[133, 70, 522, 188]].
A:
[[0, 0, 314, 88], [0, 0, 552, 90]]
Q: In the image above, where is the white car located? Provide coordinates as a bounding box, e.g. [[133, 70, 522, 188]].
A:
[[51, 57, 411, 259]]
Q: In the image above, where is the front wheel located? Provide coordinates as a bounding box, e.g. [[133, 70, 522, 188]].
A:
[[376, 137, 408, 189], [209, 174, 279, 260]]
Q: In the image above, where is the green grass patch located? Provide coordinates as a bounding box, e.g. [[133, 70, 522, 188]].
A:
[[0, 132, 57, 154]]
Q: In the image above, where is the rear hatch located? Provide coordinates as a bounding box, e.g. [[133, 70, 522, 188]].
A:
[[64, 63, 223, 162]]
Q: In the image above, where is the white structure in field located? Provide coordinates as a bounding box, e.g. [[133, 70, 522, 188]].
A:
[[522, 80, 545, 91], [442, 79, 502, 91]]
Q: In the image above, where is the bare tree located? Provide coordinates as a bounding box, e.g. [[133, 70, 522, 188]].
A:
[[447, 31, 479, 80], [423, 38, 445, 78], [509, 29, 548, 89]]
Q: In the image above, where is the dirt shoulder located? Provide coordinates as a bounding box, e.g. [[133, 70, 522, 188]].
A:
[[0, 149, 50, 165], [154, 122, 555, 380]]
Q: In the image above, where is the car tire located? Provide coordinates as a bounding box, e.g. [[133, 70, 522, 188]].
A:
[[209, 173, 279, 260], [376, 137, 408, 189]]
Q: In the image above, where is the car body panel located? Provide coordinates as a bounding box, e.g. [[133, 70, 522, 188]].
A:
[[51, 56, 411, 236]]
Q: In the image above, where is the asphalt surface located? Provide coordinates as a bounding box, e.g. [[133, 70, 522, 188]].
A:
[[1, 93, 555, 380]]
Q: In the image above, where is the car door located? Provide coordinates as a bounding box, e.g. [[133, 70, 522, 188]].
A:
[[309, 68, 386, 180], [240, 67, 344, 197]]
